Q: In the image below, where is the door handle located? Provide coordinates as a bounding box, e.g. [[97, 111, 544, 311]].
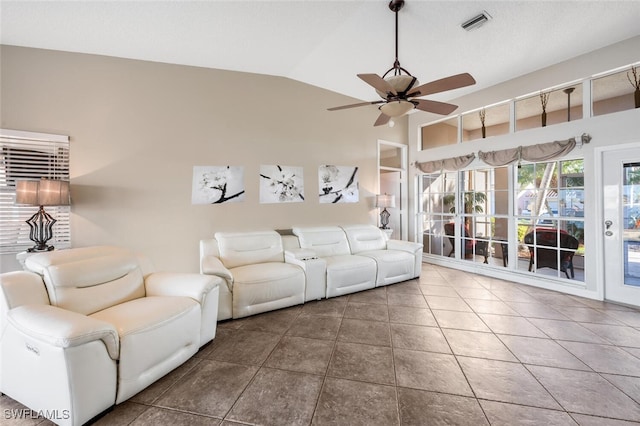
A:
[[605, 220, 613, 236]]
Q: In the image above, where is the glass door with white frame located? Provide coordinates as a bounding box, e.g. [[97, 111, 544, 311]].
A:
[[379, 141, 407, 240], [603, 147, 640, 307]]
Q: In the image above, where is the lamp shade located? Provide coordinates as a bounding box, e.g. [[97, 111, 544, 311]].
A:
[[375, 194, 396, 209], [374, 75, 419, 98], [379, 100, 414, 118], [16, 179, 70, 206]]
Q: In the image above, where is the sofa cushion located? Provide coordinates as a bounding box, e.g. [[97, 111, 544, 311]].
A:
[[231, 262, 305, 318], [357, 250, 415, 286], [292, 226, 351, 257], [24, 246, 145, 316], [324, 254, 375, 272], [215, 231, 284, 269], [341, 224, 387, 254], [91, 296, 201, 402], [232, 262, 302, 285], [324, 254, 376, 298]]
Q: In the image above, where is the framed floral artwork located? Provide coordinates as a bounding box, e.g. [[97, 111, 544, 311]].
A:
[[259, 165, 304, 203], [192, 165, 245, 204], [318, 165, 359, 203]]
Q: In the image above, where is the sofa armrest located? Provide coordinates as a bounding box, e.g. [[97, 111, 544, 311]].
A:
[[285, 248, 318, 261], [145, 272, 221, 302], [0, 271, 50, 310], [284, 252, 327, 302], [387, 240, 423, 254], [145, 272, 221, 346], [201, 256, 233, 280], [8, 304, 119, 359]]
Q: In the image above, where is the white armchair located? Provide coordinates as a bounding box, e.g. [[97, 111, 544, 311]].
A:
[[0, 246, 220, 426]]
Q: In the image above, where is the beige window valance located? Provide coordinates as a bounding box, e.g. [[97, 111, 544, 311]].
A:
[[415, 134, 591, 173], [478, 134, 591, 166], [415, 153, 476, 173]]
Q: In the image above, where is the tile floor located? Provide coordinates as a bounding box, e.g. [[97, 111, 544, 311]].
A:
[[3, 264, 640, 425]]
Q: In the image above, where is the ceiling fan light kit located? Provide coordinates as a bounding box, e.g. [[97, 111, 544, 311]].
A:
[[328, 0, 476, 126], [380, 100, 415, 118]]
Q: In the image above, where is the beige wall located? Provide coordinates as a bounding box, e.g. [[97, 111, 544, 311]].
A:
[[0, 46, 407, 272]]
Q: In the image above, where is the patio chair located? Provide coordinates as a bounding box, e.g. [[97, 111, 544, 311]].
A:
[[524, 228, 580, 278], [443, 222, 489, 263]]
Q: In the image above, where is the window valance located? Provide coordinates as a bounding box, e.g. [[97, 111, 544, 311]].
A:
[[415, 153, 476, 173], [415, 134, 591, 174], [478, 134, 591, 167]]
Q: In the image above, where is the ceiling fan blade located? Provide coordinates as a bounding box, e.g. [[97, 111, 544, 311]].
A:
[[413, 99, 459, 115], [374, 112, 391, 127], [358, 74, 397, 96], [328, 100, 384, 111], [407, 73, 476, 97]]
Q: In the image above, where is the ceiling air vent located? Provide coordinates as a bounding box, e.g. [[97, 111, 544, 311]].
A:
[[461, 11, 492, 31]]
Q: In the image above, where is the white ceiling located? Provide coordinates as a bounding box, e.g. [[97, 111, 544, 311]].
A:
[[2, 0, 640, 105]]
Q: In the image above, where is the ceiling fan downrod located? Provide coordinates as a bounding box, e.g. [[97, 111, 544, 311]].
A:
[[384, 0, 411, 78]]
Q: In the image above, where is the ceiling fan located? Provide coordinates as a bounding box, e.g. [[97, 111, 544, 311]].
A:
[[328, 0, 476, 126]]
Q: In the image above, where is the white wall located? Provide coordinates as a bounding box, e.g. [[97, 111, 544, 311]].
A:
[[0, 45, 408, 273], [407, 35, 640, 299]]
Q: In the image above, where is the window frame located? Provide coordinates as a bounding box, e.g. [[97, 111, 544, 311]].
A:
[[417, 157, 584, 282]]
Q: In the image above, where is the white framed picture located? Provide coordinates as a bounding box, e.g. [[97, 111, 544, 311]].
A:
[[260, 165, 304, 203], [192, 165, 245, 204], [318, 165, 359, 204]]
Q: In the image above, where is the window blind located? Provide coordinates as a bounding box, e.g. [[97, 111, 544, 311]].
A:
[[0, 129, 70, 254]]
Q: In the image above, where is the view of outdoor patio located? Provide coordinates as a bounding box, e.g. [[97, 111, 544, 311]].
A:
[[420, 160, 585, 282]]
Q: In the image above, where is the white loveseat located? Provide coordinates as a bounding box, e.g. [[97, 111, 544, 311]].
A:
[[200, 225, 422, 320], [0, 246, 220, 426]]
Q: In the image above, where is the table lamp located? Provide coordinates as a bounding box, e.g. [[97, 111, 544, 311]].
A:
[[15, 179, 70, 252], [375, 194, 395, 230]]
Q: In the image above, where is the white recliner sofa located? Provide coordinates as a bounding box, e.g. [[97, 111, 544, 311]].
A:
[[200, 225, 423, 320], [0, 246, 220, 426], [200, 230, 306, 320]]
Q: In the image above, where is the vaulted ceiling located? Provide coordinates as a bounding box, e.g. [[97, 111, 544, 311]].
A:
[[2, 1, 640, 105]]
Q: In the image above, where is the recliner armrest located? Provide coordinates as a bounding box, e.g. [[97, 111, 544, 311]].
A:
[[145, 272, 221, 303], [387, 240, 423, 254], [285, 248, 318, 261], [201, 256, 233, 293], [0, 271, 50, 310], [8, 304, 119, 359], [201, 256, 233, 279]]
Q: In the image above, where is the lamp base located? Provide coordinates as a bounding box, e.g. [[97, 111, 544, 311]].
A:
[[380, 208, 391, 230], [25, 206, 57, 253], [27, 245, 55, 253]]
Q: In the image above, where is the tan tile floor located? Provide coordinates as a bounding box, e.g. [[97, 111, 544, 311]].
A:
[[3, 263, 640, 425]]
